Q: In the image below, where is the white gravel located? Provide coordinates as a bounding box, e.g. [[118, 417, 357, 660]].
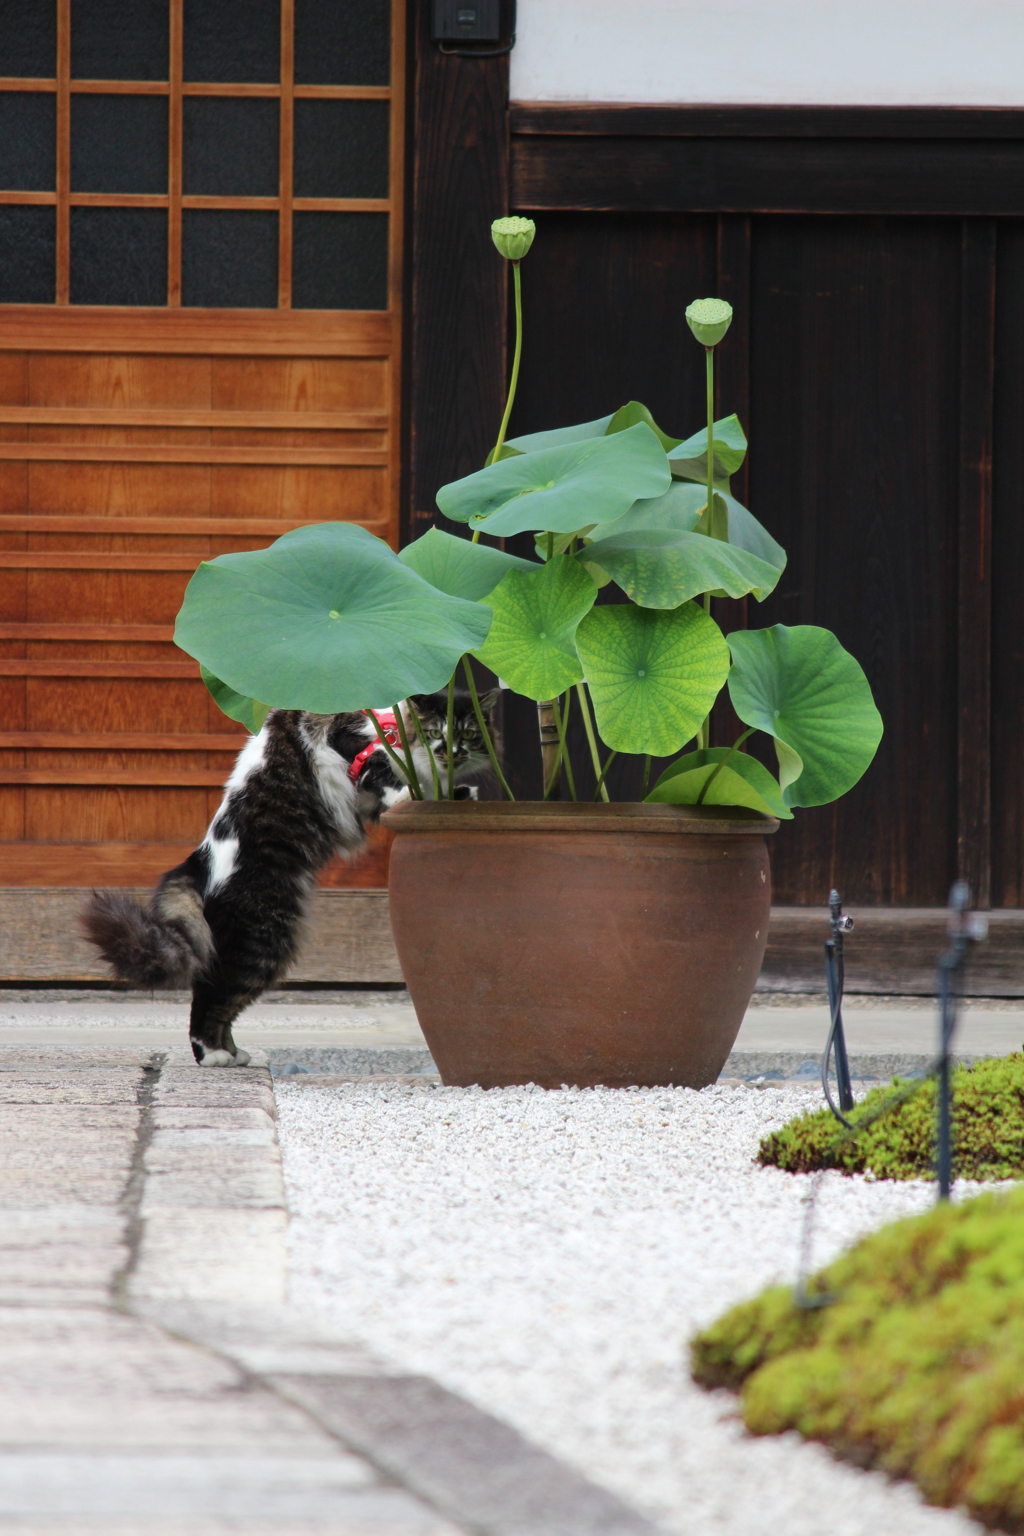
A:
[[276, 1080, 986, 1536]]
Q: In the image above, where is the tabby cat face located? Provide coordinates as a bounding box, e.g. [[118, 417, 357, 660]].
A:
[[407, 688, 499, 771]]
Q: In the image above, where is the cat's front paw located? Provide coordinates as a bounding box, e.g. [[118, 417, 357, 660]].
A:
[[453, 784, 479, 801], [381, 785, 412, 809], [191, 1039, 251, 1067]]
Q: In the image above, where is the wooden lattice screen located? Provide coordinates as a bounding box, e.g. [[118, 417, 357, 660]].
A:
[[0, 0, 402, 889]]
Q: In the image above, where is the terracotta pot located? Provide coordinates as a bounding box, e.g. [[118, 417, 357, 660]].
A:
[[383, 800, 778, 1090]]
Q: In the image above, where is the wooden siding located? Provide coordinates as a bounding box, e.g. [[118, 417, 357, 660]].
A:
[[0, 2, 405, 890]]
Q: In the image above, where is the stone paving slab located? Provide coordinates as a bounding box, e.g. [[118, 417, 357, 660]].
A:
[[0, 1072, 142, 1103], [133, 1209, 290, 1305], [0, 1453, 462, 1532], [275, 1372, 663, 1536], [151, 1307, 663, 1536], [154, 1106, 279, 1130], [0, 1045, 474, 1535], [0, 1031, 673, 1533], [0, 1249, 126, 1305], [143, 1153, 287, 1208], [0, 1169, 132, 1205]]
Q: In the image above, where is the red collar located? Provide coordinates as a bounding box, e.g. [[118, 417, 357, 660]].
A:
[[348, 710, 402, 783]]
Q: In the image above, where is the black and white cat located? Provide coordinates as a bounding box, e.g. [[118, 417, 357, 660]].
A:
[[82, 690, 497, 1067]]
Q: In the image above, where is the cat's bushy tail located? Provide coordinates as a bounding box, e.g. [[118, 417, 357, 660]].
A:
[[82, 862, 214, 989]]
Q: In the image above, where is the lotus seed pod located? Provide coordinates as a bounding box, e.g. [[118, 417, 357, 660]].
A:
[[685, 297, 733, 347], [491, 216, 536, 261]]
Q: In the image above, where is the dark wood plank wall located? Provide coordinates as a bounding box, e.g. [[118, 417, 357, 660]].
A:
[[405, 71, 1024, 909], [406, 3, 509, 541], [501, 105, 1022, 909], [992, 222, 1024, 909]]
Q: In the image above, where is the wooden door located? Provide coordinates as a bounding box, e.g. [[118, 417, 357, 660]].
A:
[[0, 0, 402, 890]]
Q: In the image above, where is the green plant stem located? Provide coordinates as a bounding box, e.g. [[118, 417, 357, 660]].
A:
[[641, 754, 652, 799], [461, 655, 515, 800], [546, 531, 554, 561], [408, 704, 443, 801], [365, 709, 417, 793], [543, 742, 564, 799], [446, 672, 456, 800], [471, 262, 524, 546], [695, 727, 755, 805], [492, 260, 523, 464], [592, 750, 617, 801], [391, 704, 423, 799], [703, 345, 715, 618], [552, 691, 577, 801], [575, 683, 609, 802], [695, 346, 717, 753]]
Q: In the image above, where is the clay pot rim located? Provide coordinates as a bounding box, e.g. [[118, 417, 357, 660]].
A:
[[383, 800, 778, 837]]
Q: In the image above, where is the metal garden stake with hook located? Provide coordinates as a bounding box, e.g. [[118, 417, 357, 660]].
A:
[[822, 889, 855, 1125], [936, 881, 988, 1200], [796, 880, 989, 1308], [794, 889, 856, 1309]]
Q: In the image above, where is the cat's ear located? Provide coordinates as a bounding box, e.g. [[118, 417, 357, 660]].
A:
[[406, 694, 431, 716], [477, 688, 502, 715]]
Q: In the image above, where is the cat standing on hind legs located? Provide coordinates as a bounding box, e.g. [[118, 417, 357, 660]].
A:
[[82, 690, 498, 1066]]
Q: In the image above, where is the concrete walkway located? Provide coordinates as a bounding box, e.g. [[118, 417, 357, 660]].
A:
[[0, 1028, 661, 1535], [4, 987, 1021, 1069], [734, 994, 1024, 1058]]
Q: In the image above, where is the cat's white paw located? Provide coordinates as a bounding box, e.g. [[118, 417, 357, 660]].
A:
[[381, 784, 412, 809], [232, 1048, 251, 1067], [194, 1045, 237, 1068]]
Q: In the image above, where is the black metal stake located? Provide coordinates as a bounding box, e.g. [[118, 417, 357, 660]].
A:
[[821, 889, 856, 1125], [796, 884, 987, 1309], [935, 881, 987, 1200]]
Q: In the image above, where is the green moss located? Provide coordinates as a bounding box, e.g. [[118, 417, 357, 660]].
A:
[[758, 1052, 1024, 1181], [691, 1189, 1024, 1529]]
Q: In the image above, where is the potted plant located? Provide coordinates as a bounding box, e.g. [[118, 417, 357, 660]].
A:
[[173, 218, 882, 1089]]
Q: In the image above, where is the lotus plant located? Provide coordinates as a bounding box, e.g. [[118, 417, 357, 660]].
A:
[[174, 220, 882, 820]]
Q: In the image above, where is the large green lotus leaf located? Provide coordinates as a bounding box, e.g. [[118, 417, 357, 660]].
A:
[[668, 414, 748, 483], [580, 527, 782, 609], [505, 413, 613, 452], [200, 664, 270, 735], [483, 443, 524, 465], [694, 491, 730, 543], [436, 423, 671, 538], [727, 624, 883, 807], [473, 555, 597, 700], [572, 483, 698, 589], [605, 399, 681, 453], [532, 525, 596, 561], [538, 533, 613, 589], [587, 480, 704, 544], [175, 522, 492, 714], [661, 482, 787, 573], [575, 602, 730, 756], [646, 747, 792, 818], [722, 495, 786, 572], [399, 527, 535, 600]]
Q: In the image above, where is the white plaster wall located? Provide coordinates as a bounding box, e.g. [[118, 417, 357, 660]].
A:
[[510, 1, 1024, 106]]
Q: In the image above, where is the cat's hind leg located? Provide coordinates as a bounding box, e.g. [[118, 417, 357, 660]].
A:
[[189, 978, 257, 1066]]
